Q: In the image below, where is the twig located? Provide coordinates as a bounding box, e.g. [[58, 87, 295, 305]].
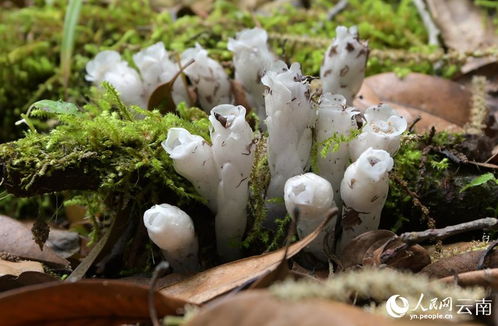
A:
[[327, 0, 348, 21], [400, 217, 498, 244], [148, 261, 170, 326], [411, 0, 441, 47]]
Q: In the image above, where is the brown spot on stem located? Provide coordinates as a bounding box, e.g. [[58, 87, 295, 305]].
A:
[[323, 69, 332, 77], [349, 178, 356, 188], [346, 42, 355, 52], [328, 45, 338, 57], [214, 112, 228, 128], [370, 195, 379, 203], [340, 65, 349, 77]]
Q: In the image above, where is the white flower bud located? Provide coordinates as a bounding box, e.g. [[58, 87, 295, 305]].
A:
[[339, 148, 393, 251], [285, 173, 336, 261], [162, 128, 218, 212], [349, 104, 407, 161], [228, 28, 275, 123], [181, 44, 232, 112], [209, 104, 254, 261], [133, 42, 190, 107], [320, 26, 368, 104], [143, 204, 199, 273], [316, 93, 359, 208]]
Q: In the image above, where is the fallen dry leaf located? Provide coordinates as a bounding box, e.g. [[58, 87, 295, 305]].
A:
[[0, 271, 58, 292], [0, 215, 70, 269], [0, 258, 43, 277], [160, 213, 333, 304], [439, 268, 498, 290], [354, 73, 471, 132], [421, 249, 498, 279], [186, 290, 481, 326], [341, 230, 431, 272], [426, 0, 498, 73], [0, 280, 188, 326]]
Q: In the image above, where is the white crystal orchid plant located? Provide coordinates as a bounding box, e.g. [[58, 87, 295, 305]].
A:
[[86, 25, 409, 265]]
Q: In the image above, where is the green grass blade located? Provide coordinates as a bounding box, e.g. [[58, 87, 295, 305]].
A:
[[60, 0, 82, 89]]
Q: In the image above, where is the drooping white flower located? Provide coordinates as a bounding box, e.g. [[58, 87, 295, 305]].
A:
[[228, 28, 275, 123], [85, 50, 123, 83], [315, 93, 360, 208], [133, 42, 190, 106], [262, 61, 315, 221], [284, 173, 336, 261], [209, 104, 254, 261], [349, 104, 407, 161], [320, 26, 368, 105], [181, 44, 232, 113], [162, 128, 218, 212], [86, 50, 146, 107], [339, 148, 393, 251], [143, 204, 199, 273]]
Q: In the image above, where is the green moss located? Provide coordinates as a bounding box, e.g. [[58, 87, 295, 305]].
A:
[[383, 132, 498, 233]]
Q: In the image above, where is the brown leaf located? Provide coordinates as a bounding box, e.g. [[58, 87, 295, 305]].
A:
[[0, 280, 188, 326], [147, 59, 193, 113], [0, 271, 58, 292], [439, 268, 498, 289], [355, 73, 471, 132], [341, 230, 431, 272], [421, 249, 498, 279], [186, 290, 479, 326], [0, 258, 43, 276], [341, 230, 395, 269], [426, 0, 498, 72], [0, 215, 69, 269], [160, 212, 333, 304]]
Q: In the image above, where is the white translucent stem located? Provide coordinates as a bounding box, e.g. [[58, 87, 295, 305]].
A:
[[209, 104, 254, 261], [284, 173, 337, 261], [162, 128, 218, 212], [339, 148, 393, 251], [228, 28, 275, 124], [320, 26, 368, 105], [133, 42, 190, 106], [143, 204, 199, 273], [315, 93, 359, 208], [349, 104, 407, 161], [262, 61, 315, 221], [181, 43, 232, 113]]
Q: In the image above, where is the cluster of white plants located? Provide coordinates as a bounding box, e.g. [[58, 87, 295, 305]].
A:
[[86, 26, 408, 268]]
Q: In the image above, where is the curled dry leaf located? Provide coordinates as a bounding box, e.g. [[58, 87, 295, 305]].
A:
[[186, 290, 479, 326], [354, 73, 471, 132], [0, 215, 69, 269], [421, 249, 498, 279], [0, 280, 189, 326], [341, 230, 431, 272], [160, 213, 333, 304]]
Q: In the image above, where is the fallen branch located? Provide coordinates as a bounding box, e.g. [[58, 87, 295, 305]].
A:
[[399, 217, 498, 244]]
